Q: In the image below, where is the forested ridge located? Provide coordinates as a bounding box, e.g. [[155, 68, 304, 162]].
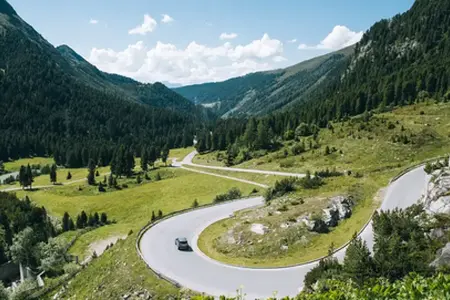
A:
[[0, 0, 204, 165], [196, 0, 450, 156], [175, 46, 353, 117]]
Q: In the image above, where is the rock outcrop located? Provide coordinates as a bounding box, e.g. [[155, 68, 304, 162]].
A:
[[299, 196, 354, 233]]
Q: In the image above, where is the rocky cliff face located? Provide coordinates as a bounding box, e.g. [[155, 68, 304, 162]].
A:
[[422, 161, 450, 214]]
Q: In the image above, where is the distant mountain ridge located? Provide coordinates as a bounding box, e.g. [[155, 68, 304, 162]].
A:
[[0, 0, 204, 162], [174, 46, 354, 117]]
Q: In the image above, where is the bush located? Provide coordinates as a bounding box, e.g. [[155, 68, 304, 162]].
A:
[[40, 164, 51, 175], [63, 263, 81, 275], [214, 188, 242, 203], [121, 183, 128, 189], [315, 168, 343, 178], [280, 158, 295, 168], [154, 172, 162, 181], [192, 199, 199, 208], [265, 177, 298, 202], [278, 204, 289, 212], [251, 188, 259, 194], [299, 171, 323, 189], [291, 143, 305, 155]]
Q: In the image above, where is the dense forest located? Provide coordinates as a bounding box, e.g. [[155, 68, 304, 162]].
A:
[[196, 0, 450, 159], [0, 0, 203, 165], [0, 192, 55, 266]]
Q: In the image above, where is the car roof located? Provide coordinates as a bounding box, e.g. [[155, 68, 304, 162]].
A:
[[177, 237, 188, 242]]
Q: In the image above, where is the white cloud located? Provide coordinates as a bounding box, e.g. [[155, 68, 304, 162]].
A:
[[89, 19, 99, 25], [89, 34, 284, 85], [161, 14, 174, 24], [273, 56, 287, 63], [219, 32, 238, 40], [129, 14, 157, 35], [287, 38, 297, 43], [299, 25, 363, 50]]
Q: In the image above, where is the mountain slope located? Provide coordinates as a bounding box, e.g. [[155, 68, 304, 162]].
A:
[[57, 45, 203, 114], [287, 0, 450, 126], [174, 46, 354, 117], [0, 0, 199, 163]]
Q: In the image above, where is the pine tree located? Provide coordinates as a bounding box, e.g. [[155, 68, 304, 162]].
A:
[[148, 146, 157, 169], [108, 173, 114, 187], [69, 218, 75, 230], [25, 164, 33, 189], [98, 182, 106, 192], [161, 145, 170, 166], [87, 159, 96, 185], [126, 148, 135, 177], [94, 212, 100, 225], [80, 211, 88, 228], [100, 212, 108, 224], [244, 118, 258, 149], [343, 234, 375, 285], [95, 170, 100, 177], [141, 147, 148, 172], [151, 211, 156, 222], [255, 120, 270, 150], [136, 175, 142, 184], [76, 215, 83, 229], [19, 165, 26, 189], [158, 209, 163, 219], [66, 171, 72, 180], [50, 164, 57, 184], [62, 212, 71, 232]]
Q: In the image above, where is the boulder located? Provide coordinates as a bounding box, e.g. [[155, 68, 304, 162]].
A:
[[430, 242, 450, 268]]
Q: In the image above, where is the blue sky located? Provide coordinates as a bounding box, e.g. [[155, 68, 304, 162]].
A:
[[9, 0, 414, 86]]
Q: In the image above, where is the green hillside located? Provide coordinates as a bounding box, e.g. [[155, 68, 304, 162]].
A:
[[0, 0, 202, 164], [174, 46, 354, 117]]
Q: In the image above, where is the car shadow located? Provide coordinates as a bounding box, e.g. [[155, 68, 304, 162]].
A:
[[179, 246, 193, 252]]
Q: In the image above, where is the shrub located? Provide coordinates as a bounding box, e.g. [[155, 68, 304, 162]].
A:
[[128, 229, 133, 236], [280, 158, 295, 168], [315, 168, 343, 178], [214, 188, 242, 203], [121, 183, 128, 189], [291, 143, 306, 155], [251, 188, 259, 194], [278, 204, 289, 212], [192, 199, 199, 208], [154, 172, 162, 181]]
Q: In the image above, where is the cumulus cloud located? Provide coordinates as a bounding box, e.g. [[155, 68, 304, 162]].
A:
[[161, 14, 174, 24], [273, 56, 287, 62], [89, 34, 284, 85], [299, 25, 363, 50], [287, 38, 297, 43], [129, 14, 157, 35], [89, 19, 99, 25], [219, 32, 238, 40]]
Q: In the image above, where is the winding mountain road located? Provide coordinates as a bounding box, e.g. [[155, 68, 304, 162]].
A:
[[140, 151, 430, 299]]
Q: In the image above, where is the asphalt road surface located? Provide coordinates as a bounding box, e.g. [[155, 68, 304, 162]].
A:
[[140, 156, 430, 299]]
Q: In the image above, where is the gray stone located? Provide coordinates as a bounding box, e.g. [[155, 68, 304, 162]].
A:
[[430, 242, 450, 268]]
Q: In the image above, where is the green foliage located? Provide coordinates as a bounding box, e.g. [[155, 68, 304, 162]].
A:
[[9, 227, 36, 266], [343, 236, 375, 286], [37, 238, 68, 275], [213, 187, 242, 203], [192, 199, 199, 208]]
